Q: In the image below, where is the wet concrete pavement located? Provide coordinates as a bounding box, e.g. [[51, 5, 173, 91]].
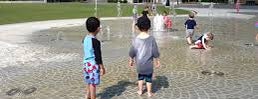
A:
[[0, 10, 258, 99]]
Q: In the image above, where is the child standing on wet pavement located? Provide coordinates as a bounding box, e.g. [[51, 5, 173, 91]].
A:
[[129, 16, 160, 97], [83, 17, 106, 99], [163, 11, 172, 31], [185, 13, 197, 45]]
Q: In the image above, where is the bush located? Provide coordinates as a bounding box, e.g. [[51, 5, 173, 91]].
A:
[[201, 0, 210, 2], [201, 0, 227, 3], [107, 0, 127, 3], [47, 0, 82, 2]]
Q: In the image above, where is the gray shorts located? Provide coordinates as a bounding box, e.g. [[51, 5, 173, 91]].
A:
[[186, 29, 194, 38]]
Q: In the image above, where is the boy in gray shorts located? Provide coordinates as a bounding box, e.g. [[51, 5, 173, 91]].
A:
[[129, 16, 160, 97], [184, 13, 197, 44]]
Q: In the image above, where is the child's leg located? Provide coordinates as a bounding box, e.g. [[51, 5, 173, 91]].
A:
[[187, 37, 192, 44], [146, 74, 153, 97], [137, 74, 145, 95], [186, 29, 194, 44], [85, 85, 90, 99], [146, 82, 154, 97], [89, 84, 96, 99], [189, 45, 199, 49], [137, 80, 144, 95]]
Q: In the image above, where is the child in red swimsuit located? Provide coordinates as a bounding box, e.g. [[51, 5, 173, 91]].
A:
[[190, 32, 214, 50], [163, 11, 172, 31]]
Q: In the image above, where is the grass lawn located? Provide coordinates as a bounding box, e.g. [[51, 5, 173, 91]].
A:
[[0, 3, 190, 25]]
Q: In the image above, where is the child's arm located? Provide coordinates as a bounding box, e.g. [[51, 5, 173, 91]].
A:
[[92, 39, 105, 75], [203, 42, 211, 50], [99, 64, 105, 76], [154, 58, 160, 68], [152, 37, 160, 67], [256, 34, 258, 41], [201, 35, 209, 50], [129, 42, 136, 67], [195, 25, 199, 30], [129, 58, 134, 67]]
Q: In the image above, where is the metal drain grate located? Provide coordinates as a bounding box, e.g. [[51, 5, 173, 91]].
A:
[[22, 87, 37, 95], [245, 43, 258, 46], [214, 72, 225, 76], [201, 70, 212, 75], [201, 70, 225, 76], [6, 87, 37, 96], [6, 88, 20, 96]]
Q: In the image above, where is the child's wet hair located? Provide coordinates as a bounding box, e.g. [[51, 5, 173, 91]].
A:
[[207, 32, 214, 40], [189, 13, 195, 18], [86, 17, 100, 32], [136, 16, 151, 31]]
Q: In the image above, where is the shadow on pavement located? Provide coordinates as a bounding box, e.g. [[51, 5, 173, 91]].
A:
[[152, 76, 169, 93], [97, 80, 135, 99]]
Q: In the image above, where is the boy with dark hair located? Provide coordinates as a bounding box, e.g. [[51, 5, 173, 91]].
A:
[[129, 16, 160, 97], [83, 17, 105, 99], [185, 13, 197, 44]]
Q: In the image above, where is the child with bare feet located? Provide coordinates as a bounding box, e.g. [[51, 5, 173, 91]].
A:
[[129, 16, 160, 97], [184, 13, 197, 44], [190, 32, 214, 50], [83, 17, 105, 99]]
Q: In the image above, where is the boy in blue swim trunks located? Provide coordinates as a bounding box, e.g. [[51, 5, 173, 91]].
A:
[[83, 17, 105, 99], [129, 16, 160, 97]]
